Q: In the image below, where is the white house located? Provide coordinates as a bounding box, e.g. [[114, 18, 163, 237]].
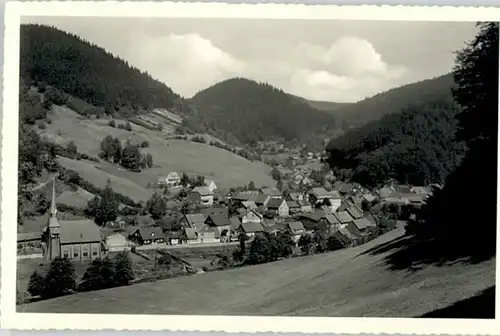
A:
[[165, 172, 181, 187], [240, 209, 263, 224], [266, 198, 289, 217], [205, 179, 217, 193], [192, 186, 214, 206]]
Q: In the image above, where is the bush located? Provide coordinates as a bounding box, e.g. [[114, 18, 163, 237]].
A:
[[36, 120, 46, 129], [108, 120, 116, 128], [191, 136, 206, 144]]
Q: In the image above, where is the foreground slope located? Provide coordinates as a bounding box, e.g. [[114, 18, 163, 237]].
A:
[[19, 226, 494, 317], [43, 106, 275, 201]]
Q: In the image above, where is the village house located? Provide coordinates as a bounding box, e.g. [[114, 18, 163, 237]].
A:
[[204, 212, 232, 241], [239, 208, 264, 224], [104, 233, 128, 252], [241, 201, 258, 210], [229, 216, 242, 239], [166, 231, 183, 245], [254, 194, 271, 208], [231, 190, 260, 203], [43, 178, 102, 261], [130, 227, 165, 245], [192, 186, 214, 206], [239, 222, 266, 238], [181, 227, 199, 244], [297, 212, 331, 232], [266, 198, 289, 217], [286, 200, 301, 215], [308, 187, 341, 212], [286, 192, 305, 202], [17, 232, 42, 251], [334, 211, 355, 229], [298, 199, 313, 213], [345, 204, 364, 220], [179, 213, 205, 230], [259, 187, 282, 199], [164, 171, 181, 187], [186, 190, 202, 205], [195, 225, 219, 244], [204, 179, 218, 193], [285, 221, 306, 244], [349, 217, 376, 241]]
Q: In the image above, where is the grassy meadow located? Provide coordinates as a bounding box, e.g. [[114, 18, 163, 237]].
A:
[[18, 226, 495, 317], [44, 106, 275, 202]]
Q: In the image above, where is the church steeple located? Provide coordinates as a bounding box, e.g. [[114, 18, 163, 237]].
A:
[[50, 176, 57, 218]]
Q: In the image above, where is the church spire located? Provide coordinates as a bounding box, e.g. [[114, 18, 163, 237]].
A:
[[50, 176, 57, 218]]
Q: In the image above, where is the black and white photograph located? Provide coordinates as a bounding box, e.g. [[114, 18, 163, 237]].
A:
[[1, 2, 499, 333]]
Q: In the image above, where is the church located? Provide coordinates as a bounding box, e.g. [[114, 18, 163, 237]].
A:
[[42, 178, 103, 261]]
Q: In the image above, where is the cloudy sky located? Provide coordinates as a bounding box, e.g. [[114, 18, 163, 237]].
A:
[[22, 17, 478, 102]]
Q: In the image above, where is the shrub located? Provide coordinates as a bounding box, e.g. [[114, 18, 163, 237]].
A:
[[36, 120, 46, 129], [108, 120, 116, 128]]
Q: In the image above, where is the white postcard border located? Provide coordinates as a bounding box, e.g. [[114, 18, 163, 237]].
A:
[[2, 1, 500, 333]]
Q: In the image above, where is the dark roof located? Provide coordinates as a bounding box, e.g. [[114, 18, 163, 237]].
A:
[[184, 227, 198, 240], [309, 187, 329, 197], [192, 186, 213, 196], [287, 221, 305, 233], [267, 198, 285, 209], [230, 216, 242, 230], [288, 193, 303, 201], [334, 211, 354, 224], [59, 219, 101, 244], [354, 217, 372, 230], [137, 227, 164, 240], [232, 191, 260, 201], [184, 214, 205, 227], [395, 185, 412, 194], [241, 222, 265, 233], [338, 227, 358, 240], [286, 201, 300, 209], [201, 207, 228, 218], [254, 194, 270, 205], [324, 214, 340, 225], [338, 183, 354, 194], [346, 205, 364, 219], [298, 212, 325, 222], [260, 187, 281, 196], [205, 214, 231, 227], [17, 232, 42, 242], [298, 200, 311, 207]]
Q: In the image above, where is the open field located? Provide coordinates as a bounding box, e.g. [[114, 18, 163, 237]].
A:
[[46, 106, 274, 201], [18, 226, 495, 316]]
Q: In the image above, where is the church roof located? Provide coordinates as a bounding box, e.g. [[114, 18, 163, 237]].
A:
[[59, 220, 101, 244]]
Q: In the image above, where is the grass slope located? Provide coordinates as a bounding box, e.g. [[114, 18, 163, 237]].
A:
[[43, 106, 274, 201], [19, 226, 495, 316]]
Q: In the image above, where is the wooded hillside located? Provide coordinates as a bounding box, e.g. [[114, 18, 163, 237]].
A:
[[20, 24, 182, 117], [187, 78, 338, 147]]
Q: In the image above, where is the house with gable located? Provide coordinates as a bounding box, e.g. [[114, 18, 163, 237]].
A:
[[204, 179, 218, 193], [239, 208, 263, 224], [308, 187, 341, 212], [130, 227, 165, 245], [260, 187, 282, 199], [266, 198, 289, 217], [286, 200, 301, 215], [334, 211, 355, 229], [165, 172, 181, 187], [239, 221, 266, 238], [254, 194, 271, 208], [179, 213, 205, 230], [204, 210, 232, 241], [192, 186, 214, 206], [285, 221, 307, 243]]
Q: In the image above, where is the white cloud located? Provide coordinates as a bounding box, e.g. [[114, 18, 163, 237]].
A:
[[124, 33, 245, 97]]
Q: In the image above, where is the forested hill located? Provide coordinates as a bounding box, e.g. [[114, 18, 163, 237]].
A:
[[325, 99, 466, 188], [334, 74, 455, 129], [188, 78, 338, 146], [20, 24, 182, 116]]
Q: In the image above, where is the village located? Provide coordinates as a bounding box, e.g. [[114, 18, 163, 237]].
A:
[[16, 145, 436, 304]]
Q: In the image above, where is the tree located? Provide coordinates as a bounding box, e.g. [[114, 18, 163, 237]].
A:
[[145, 153, 153, 168], [247, 181, 256, 190], [42, 257, 76, 299], [78, 257, 116, 292], [146, 193, 167, 220], [113, 251, 134, 286], [125, 121, 133, 131], [298, 234, 313, 255], [276, 179, 284, 191], [85, 180, 119, 225], [453, 22, 499, 144], [271, 167, 281, 181], [66, 141, 78, 156], [120, 142, 142, 171], [180, 173, 190, 187], [27, 270, 45, 297], [108, 119, 116, 128], [99, 135, 121, 163]]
